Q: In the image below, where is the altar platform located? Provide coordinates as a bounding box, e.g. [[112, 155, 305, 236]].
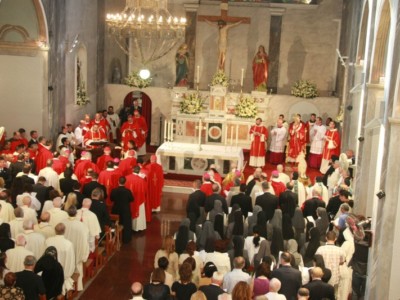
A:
[[156, 142, 244, 176]]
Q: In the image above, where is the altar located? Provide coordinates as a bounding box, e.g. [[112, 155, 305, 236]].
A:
[[156, 142, 244, 176]]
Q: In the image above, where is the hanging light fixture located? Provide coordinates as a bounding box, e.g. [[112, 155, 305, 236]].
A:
[[106, 0, 187, 65]]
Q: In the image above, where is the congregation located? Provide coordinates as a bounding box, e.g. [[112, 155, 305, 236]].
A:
[[0, 103, 165, 299]]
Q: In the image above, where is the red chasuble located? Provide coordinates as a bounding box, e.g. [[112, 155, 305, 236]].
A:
[[119, 157, 137, 176], [144, 162, 164, 210], [126, 173, 148, 219], [35, 143, 53, 173], [287, 122, 307, 161], [98, 168, 119, 206]]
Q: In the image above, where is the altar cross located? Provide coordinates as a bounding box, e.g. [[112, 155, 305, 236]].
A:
[[198, 0, 250, 71]]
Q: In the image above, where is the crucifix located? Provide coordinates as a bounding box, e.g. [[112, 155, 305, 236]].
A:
[[198, 0, 250, 71], [195, 119, 207, 150]]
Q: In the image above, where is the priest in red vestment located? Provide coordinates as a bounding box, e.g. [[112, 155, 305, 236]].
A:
[[98, 161, 119, 206], [120, 115, 136, 152], [82, 114, 92, 136], [320, 120, 341, 174], [286, 115, 307, 163], [91, 113, 110, 138], [270, 170, 286, 197], [96, 146, 113, 171], [126, 166, 148, 231], [200, 173, 214, 196], [83, 125, 107, 149], [249, 118, 268, 167], [35, 137, 53, 173], [52, 152, 67, 175], [74, 152, 100, 181], [119, 150, 137, 176], [132, 110, 148, 156], [144, 155, 164, 212]]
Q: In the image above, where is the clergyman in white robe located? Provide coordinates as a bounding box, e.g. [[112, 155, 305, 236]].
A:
[[0, 199, 15, 223], [62, 211, 90, 291], [46, 223, 76, 293], [6, 235, 34, 272], [77, 200, 101, 252], [38, 165, 60, 192], [308, 122, 326, 169], [269, 123, 287, 165]]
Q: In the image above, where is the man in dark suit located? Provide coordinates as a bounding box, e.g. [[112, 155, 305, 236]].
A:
[[72, 182, 85, 209], [204, 183, 228, 214], [60, 168, 78, 196], [82, 172, 107, 199], [28, 130, 39, 147], [199, 271, 225, 300], [33, 176, 53, 209], [0, 156, 12, 188], [19, 165, 35, 186], [186, 179, 205, 221], [90, 187, 111, 235], [302, 188, 326, 220], [279, 182, 298, 218], [255, 181, 279, 221], [231, 183, 252, 218], [10, 153, 25, 179], [15, 255, 46, 300], [271, 252, 302, 300], [326, 188, 350, 220], [110, 176, 133, 243], [303, 267, 335, 300]]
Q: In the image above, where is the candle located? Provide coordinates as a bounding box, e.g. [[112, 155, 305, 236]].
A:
[[198, 119, 202, 145], [379, 76, 385, 85], [196, 65, 200, 84], [230, 125, 233, 146], [170, 121, 173, 142], [235, 124, 239, 147], [240, 68, 244, 86], [164, 120, 167, 141]]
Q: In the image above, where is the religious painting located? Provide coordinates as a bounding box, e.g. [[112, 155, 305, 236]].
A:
[[207, 123, 223, 143]]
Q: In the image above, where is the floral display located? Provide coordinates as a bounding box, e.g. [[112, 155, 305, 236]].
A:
[[76, 82, 90, 106], [124, 71, 152, 88], [179, 92, 204, 114], [235, 94, 258, 118], [291, 79, 318, 98], [211, 70, 229, 87]]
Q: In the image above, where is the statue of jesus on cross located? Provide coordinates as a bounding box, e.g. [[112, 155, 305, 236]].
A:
[[198, 0, 250, 71]]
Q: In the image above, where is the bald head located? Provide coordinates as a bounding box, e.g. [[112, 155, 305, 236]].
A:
[[55, 223, 66, 235], [311, 267, 323, 279], [15, 234, 26, 246], [40, 211, 50, 222], [269, 278, 281, 292], [82, 198, 92, 208], [131, 282, 143, 296], [233, 256, 245, 269], [46, 159, 53, 167], [22, 196, 31, 206], [14, 207, 24, 218], [23, 220, 34, 230], [53, 197, 63, 208]]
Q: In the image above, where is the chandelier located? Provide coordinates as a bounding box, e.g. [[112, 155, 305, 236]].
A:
[[106, 0, 186, 65]]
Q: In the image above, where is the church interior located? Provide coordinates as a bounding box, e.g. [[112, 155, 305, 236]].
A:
[[0, 0, 400, 299]]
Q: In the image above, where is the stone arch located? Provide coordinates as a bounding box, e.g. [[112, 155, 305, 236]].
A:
[[0, 0, 48, 54], [370, 0, 391, 83], [356, 1, 369, 62]]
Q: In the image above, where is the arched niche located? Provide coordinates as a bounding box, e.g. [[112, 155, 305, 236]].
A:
[[356, 1, 369, 62], [370, 0, 390, 84], [0, 0, 48, 55], [75, 45, 88, 105]]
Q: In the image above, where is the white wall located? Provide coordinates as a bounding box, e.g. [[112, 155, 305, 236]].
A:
[[0, 54, 46, 135]]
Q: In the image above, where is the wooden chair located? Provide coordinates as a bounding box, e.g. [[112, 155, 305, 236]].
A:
[[94, 237, 105, 270], [83, 258, 94, 284], [110, 214, 123, 251], [105, 225, 116, 258]]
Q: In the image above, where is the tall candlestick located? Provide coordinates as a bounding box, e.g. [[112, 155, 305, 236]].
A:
[[230, 125, 233, 146], [240, 68, 244, 86], [235, 124, 239, 147], [224, 124, 228, 146], [198, 119, 202, 145], [196, 65, 200, 84], [164, 120, 167, 141], [170, 121, 173, 142]]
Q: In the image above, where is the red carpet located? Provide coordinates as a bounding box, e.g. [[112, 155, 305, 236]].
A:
[[163, 151, 323, 187]]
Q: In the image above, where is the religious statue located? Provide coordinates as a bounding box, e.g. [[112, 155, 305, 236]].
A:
[[205, 19, 243, 71], [252, 45, 269, 90], [175, 44, 189, 86]]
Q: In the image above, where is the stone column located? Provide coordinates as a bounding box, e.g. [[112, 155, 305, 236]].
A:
[[184, 3, 199, 89], [267, 8, 285, 94], [365, 118, 400, 299]]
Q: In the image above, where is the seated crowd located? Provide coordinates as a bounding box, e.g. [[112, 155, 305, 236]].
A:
[[128, 156, 369, 300]]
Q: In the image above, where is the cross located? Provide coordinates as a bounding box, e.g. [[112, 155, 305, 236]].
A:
[[198, 0, 250, 71]]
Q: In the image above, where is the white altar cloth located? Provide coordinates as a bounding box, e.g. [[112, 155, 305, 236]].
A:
[[156, 142, 244, 176]]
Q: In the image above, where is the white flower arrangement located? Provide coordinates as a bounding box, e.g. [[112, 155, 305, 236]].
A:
[[124, 71, 152, 88], [76, 81, 90, 106], [291, 79, 318, 98], [179, 92, 204, 115], [211, 70, 229, 87], [235, 94, 258, 118]]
